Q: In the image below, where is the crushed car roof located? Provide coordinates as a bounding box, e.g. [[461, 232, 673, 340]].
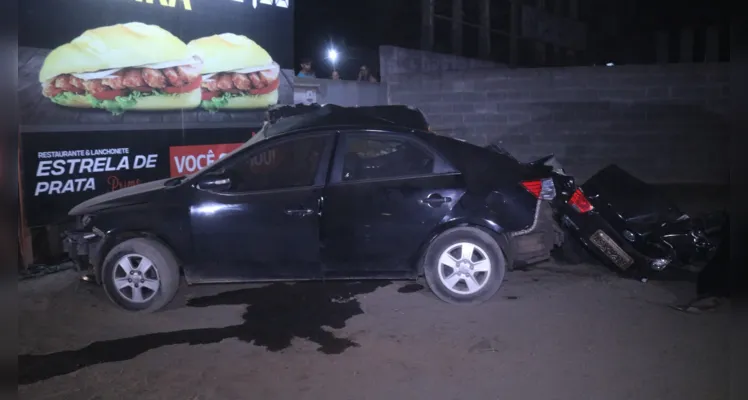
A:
[[263, 104, 429, 137]]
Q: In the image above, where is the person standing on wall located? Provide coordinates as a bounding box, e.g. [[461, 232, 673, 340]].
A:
[[331, 70, 340, 80], [357, 65, 371, 81], [357, 65, 378, 83], [297, 58, 316, 78]]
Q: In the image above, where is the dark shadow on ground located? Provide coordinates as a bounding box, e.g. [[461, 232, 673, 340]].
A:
[[18, 281, 392, 386]]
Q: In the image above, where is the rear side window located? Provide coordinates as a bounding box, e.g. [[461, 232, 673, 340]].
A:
[[421, 134, 525, 175], [341, 136, 435, 182]]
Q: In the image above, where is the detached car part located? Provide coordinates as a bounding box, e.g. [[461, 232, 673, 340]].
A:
[[554, 164, 717, 276]]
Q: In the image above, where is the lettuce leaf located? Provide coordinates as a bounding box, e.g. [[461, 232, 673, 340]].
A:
[[201, 91, 261, 113], [51, 90, 169, 115], [50, 92, 83, 107], [87, 90, 158, 115], [201, 92, 232, 113]]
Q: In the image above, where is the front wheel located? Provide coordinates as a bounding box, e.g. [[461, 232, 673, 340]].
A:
[[101, 237, 181, 313], [422, 227, 507, 304]]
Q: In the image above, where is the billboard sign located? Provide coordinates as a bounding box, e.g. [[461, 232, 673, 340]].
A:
[[22, 128, 259, 227], [18, 0, 293, 226], [18, 0, 294, 132]]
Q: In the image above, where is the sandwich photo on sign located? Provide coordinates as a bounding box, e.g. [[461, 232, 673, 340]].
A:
[[187, 33, 280, 111], [39, 22, 203, 115]]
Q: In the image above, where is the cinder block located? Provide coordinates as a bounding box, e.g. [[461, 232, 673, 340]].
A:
[[383, 57, 729, 184], [669, 86, 707, 99], [452, 103, 476, 113]]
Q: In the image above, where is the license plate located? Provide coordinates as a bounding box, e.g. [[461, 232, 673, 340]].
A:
[[589, 230, 634, 270]]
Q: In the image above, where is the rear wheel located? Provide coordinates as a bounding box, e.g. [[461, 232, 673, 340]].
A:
[[423, 227, 507, 304], [101, 238, 180, 313]]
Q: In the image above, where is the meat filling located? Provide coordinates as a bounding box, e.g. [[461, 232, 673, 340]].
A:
[[201, 71, 278, 98], [42, 66, 202, 99]]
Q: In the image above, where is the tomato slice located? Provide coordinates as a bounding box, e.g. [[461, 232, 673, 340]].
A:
[[92, 90, 125, 101], [45, 88, 63, 98], [249, 78, 280, 96], [202, 91, 220, 101], [163, 77, 202, 94]]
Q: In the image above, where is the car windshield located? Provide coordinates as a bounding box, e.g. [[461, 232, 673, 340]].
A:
[[180, 125, 269, 183]]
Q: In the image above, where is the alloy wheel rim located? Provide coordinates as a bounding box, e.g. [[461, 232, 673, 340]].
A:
[[112, 254, 160, 304], [437, 242, 491, 295]]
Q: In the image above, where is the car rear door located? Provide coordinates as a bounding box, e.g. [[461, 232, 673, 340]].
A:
[[187, 133, 334, 282], [320, 131, 464, 278]]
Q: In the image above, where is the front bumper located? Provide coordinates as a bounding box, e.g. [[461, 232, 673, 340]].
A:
[[63, 230, 103, 273]]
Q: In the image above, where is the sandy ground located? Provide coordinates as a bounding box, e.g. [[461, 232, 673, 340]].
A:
[[18, 259, 730, 400], [18, 186, 730, 400]]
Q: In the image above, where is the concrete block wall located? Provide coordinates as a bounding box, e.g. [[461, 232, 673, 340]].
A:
[[379, 46, 507, 82], [386, 63, 730, 184]]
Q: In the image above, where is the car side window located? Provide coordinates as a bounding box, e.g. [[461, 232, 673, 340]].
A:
[[341, 136, 435, 182], [226, 136, 328, 192]]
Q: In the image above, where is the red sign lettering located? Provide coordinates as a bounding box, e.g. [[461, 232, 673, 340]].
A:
[[169, 143, 243, 177], [107, 176, 142, 191]]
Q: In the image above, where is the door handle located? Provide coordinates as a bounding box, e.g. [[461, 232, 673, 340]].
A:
[[419, 194, 452, 206], [285, 208, 315, 217]]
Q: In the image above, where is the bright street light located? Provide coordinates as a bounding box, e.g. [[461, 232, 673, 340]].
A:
[[327, 48, 339, 64]]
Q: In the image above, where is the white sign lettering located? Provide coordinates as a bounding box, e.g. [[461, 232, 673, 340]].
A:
[[34, 179, 96, 196], [250, 0, 289, 8], [33, 147, 159, 196]]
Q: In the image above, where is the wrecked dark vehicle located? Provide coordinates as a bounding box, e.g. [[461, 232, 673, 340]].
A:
[[64, 104, 564, 312], [484, 144, 572, 265], [555, 164, 717, 278]]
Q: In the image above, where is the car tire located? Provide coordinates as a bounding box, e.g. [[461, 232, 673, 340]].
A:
[[422, 227, 507, 304], [101, 237, 180, 313]]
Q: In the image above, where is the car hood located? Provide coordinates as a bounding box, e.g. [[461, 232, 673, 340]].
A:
[[582, 164, 684, 225], [69, 178, 171, 216]]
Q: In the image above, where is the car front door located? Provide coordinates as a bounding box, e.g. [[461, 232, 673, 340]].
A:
[[187, 133, 334, 283], [320, 131, 464, 278]]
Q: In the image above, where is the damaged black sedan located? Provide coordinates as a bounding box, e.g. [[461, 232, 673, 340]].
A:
[[555, 164, 718, 279], [64, 105, 569, 312]]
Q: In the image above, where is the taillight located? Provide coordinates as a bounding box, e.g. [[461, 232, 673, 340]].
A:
[[521, 179, 556, 200], [569, 188, 594, 213]]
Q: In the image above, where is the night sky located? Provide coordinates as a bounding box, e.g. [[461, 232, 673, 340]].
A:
[[294, 0, 729, 77], [294, 0, 418, 78]]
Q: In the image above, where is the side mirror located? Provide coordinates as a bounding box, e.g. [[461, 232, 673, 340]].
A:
[[196, 173, 232, 192]]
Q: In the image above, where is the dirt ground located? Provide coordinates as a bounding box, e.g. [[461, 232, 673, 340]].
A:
[[18, 186, 730, 400], [19, 258, 729, 400]]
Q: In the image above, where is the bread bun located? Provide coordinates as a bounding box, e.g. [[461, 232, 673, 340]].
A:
[[188, 34, 273, 74], [129, 88, 202, 111], [40, 22, 191, 82], [205, 91, 279, 110]]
